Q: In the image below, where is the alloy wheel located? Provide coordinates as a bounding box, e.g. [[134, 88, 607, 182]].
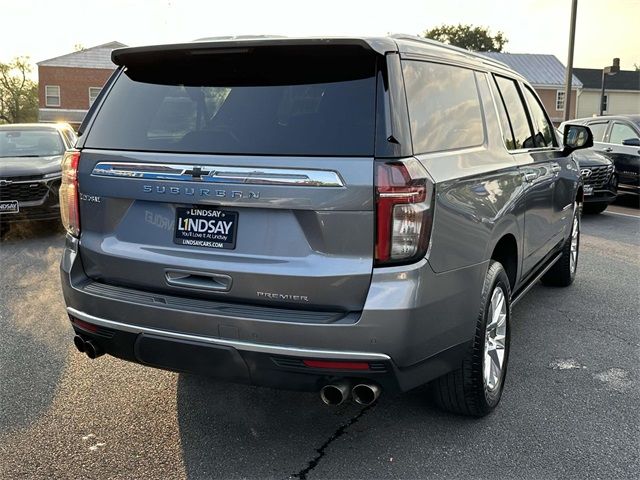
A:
[[483, 286, 507, 391], [570, 214, 579, 274]]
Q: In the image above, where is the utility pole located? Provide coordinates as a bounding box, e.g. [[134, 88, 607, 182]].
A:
[[600, 58, 620, 115], [563, 0, 578, 122]]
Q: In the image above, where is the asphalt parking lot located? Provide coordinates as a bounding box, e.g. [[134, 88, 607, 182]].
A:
[[0, 199, 638, 480]]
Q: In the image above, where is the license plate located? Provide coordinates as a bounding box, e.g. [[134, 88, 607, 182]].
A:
[[174, 207, 238, 249], [584, 185, 594, 196], [0, 200, 19, 214]]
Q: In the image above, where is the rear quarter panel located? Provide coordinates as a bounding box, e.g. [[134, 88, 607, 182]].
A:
[[419, 71, 525, 276]]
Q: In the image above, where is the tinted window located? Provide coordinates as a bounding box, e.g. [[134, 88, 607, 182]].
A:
[[402, 61, 484, 154], [488, 75, 515, 149], [494, 76, 534, 149], [586, 122, 608, 142], [85, 48, 376, 156], [609, 122, 639, 144], [523, 86, 555, 147]]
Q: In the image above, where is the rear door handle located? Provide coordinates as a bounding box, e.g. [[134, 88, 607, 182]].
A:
[[603, 147, 613, 152], [165, 270, 232, 292]]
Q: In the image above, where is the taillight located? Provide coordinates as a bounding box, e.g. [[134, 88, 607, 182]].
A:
[[375, 158, 434, 266], [59, 150, 80, 237]]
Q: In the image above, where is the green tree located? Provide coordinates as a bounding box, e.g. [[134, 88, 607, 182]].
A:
[[0, 57, 38, 124], [423, 24, 508, 52]]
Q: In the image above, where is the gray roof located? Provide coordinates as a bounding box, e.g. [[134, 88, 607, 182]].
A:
[[37, 42, 126, 69], [479, 52, 582, 88], [573, 68, 640, 91]]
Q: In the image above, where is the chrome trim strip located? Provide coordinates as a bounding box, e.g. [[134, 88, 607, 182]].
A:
[[67, 307, 391, 361], [91, 162, 345, 187]]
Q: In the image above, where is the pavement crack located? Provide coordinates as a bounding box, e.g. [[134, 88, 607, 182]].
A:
[[290, 404, 375, 480]]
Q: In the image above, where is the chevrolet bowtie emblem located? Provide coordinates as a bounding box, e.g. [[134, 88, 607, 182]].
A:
[[184, 166, 210, 178], [0, 179, 14, 186]]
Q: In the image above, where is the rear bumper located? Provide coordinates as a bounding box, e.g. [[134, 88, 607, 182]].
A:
[[61, 236, 484, 392], [69, 309, 470, 393]]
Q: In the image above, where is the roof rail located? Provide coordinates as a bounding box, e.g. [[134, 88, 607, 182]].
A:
[[388, 34, 510, 70]]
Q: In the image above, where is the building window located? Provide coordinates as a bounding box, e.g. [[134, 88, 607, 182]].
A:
[[45, 85, 60, 107], [555, 90, 565, 111], [89, 87, 102, 106]]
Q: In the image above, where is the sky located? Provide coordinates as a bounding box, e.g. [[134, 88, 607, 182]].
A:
[[2, 0, 639, 76]]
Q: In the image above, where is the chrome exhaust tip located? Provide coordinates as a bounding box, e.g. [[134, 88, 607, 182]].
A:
[[320, 381, 351, 406], [352, 383, 381, 406]]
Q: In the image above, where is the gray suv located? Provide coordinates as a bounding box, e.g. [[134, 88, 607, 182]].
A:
[[60, 35, 591, 416]]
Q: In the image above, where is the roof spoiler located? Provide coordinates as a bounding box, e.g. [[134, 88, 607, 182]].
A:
[[111, 37, 397, 67]]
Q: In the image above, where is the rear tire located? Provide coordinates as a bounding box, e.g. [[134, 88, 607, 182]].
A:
[[541, 204, 580, 287], [431, 260, 511, 417], [583, 202, 608, 214]]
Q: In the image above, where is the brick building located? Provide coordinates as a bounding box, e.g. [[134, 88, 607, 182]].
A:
[[37, 41, 125, 128], [480, 52, 583, 125]]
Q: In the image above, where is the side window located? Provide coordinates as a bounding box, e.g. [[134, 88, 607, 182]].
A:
[[493, 76, 534, 150], [522, 86, 555, 147], [488, 73, 515, 149], [609, 123, 639, 145], [402, 61, 484, 154], [586, 122, 608, 142]]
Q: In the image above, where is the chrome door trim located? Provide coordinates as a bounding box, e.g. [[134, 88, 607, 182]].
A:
[[91, 162, 345, 187], [67, 307, 390, 361]]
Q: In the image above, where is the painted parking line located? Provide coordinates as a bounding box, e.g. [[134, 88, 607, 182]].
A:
[[604, 210, 640, 219]]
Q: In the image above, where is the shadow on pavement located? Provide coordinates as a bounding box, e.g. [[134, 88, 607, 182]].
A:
[[176, 373, 366, 479], [0, 221, 69, 432], [0, 219, 64, 243], [613, 193, 639, 209]]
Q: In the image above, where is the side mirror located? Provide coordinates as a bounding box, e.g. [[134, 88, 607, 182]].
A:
[[622, 138, 640, 147], [562, 124, 593, 154]]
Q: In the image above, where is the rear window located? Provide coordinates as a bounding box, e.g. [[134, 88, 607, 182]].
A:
[[85, 47, 377, 156]]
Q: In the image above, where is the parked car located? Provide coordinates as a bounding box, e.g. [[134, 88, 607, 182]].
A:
[[60, 35, 591, 417], [560, 115, 640, 202], [556, 128, 617, 214], [573, 150, 617, 214], [0, 123, 77, 237]]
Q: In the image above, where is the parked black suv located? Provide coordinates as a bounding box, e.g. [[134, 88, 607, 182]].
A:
[[61, 35, 592, 416], [561, 114, 640, 203], [573, 149, 617, 214]]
